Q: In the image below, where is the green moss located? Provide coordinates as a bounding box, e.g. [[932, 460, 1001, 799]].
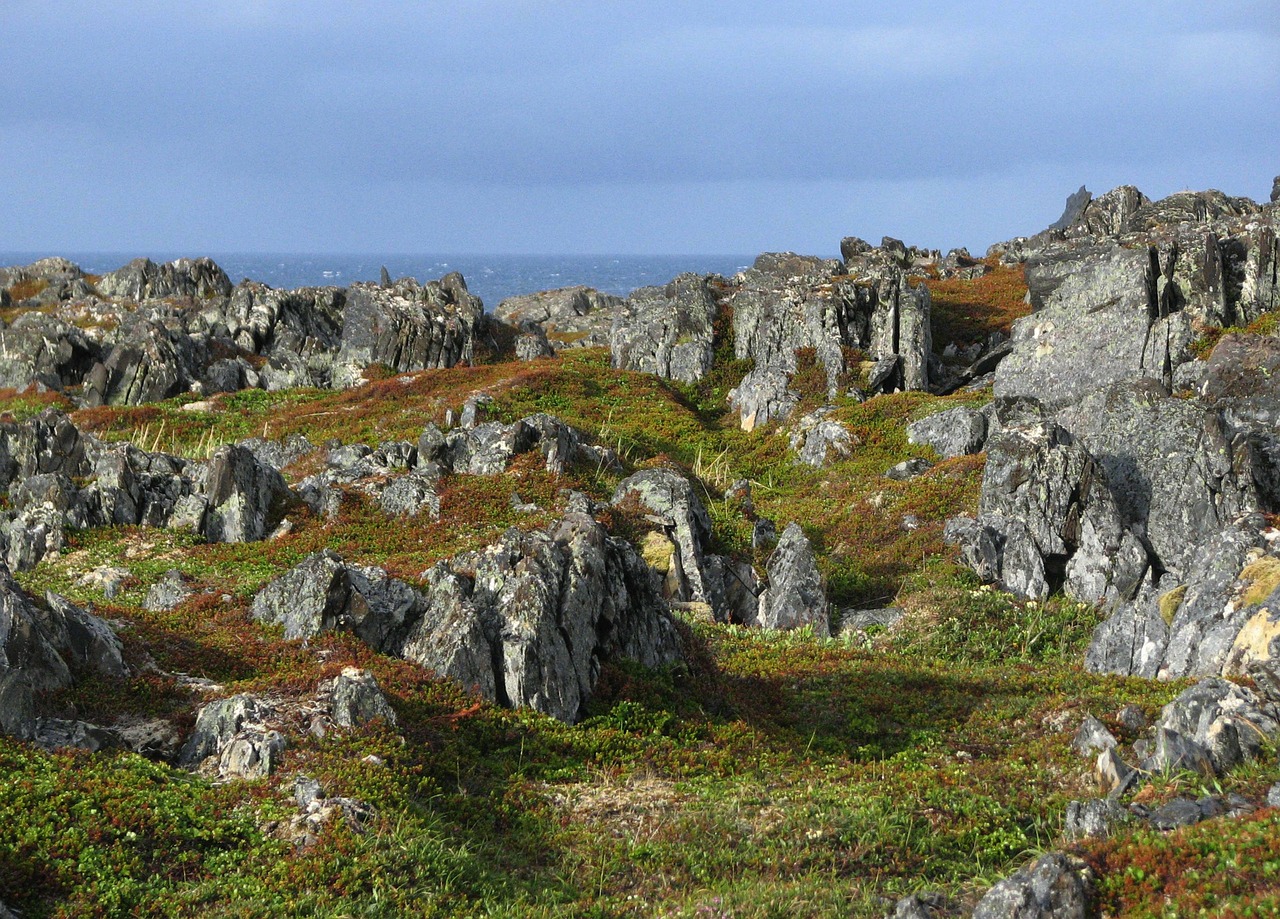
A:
[[1159, 585, 1188, 625]]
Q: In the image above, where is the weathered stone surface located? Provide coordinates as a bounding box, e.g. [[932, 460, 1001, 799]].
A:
[[728, 366, 799, 432], [1048, 185, 1093, 232], [886, 457, 934, 481], [612, 468, 715, 607], [178, 694, 286, 780], [379, 473, 441, 520], [996, 244, 1183, 408], [1201, 333, 1280, 428], [1063, 798, 1129, 841], [971, 853, 1094, 919], [906, 405, 988, 458], [1071, 714, 1117, 757], [757, 523, 828, 636], [332, 274, 484, 388], [401, 511, 682, 723], [610, 274, 718, 383], [1149, 677, 1279, 775], [97, 257, 232, 301], [327, 668, 397, 728], [39, 593, 128, 681], [513, 321, 556, 361], [1095, 747, 1136, 796], [251, 550, 350, 641], [788, 406, 856, 467], [202, 444, 292, 543], [497, 285, 620, 351], [0, 313, 99, 392]]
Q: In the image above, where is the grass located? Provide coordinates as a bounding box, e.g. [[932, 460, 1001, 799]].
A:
[[926, 262, 1030, 350]]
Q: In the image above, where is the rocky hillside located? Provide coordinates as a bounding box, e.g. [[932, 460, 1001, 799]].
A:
[[0, 178, 1278, 917]]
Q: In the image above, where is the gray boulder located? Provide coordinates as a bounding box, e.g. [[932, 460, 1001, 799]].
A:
[[728, 366, 799, 432], [1063, 798, 1129, 841], [201, 444, 292, 543], [326, 668, 397, 728], [788, 407, 856, 467], [178, 693, 286, 779], [906, 405, 988, 458], [513, 321, 556, 361], [610, 273, 718, 383], [757, 523, 828, 636], [1149, 677, 1279, 775], [39, 593, 128, 681], [612, 468, 714, 606], [971, 853, 1094, 919], [401, 511, 682, 723], [0, 312, 99, 392], [379, 473, 441, 520]]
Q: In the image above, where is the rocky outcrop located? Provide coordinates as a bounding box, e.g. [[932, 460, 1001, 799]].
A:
[[497, 285, 620, 351], [612, 468, 715, 606], [252, 509, 682, 723], [756, 523, 828, 636], [178, 694, 287, 780], [971, 853, 1095, 919], [332, 275, 484, 388], [906, 404, 989, 458], [947, 400, 1146, 604], [610, 274, 718, 383], [787, 406, 857, 467], [0, 563, 128, 740], [96, 257, 232, 302]]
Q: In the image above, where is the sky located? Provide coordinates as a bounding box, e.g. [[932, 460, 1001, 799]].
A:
[[1, 1, 1277, 257]]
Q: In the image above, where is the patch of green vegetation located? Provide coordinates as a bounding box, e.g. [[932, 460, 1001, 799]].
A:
[[926, 263, 1030, 351]]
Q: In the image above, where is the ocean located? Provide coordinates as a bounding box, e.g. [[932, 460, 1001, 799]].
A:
[[0, 253, 756, 310]]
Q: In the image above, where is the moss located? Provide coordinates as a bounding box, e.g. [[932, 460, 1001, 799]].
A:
[[1159, 585, 1188, 625], [1239, 556, 1280, 608]]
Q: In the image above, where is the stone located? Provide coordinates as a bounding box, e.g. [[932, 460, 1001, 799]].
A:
[[1095, 747, 1136, 796], [1150, 677, 1279, 775], [788, 407, 856, 467], [0, 670, 35, 740], [332, 274, 484, 388], [327, 668, 397, 728], [971, 852, 1094, 919], [250, 550, 350, 641], [1048, 185, 1092, 232], [39, 593, 128, 681], [1267, 782, 1280, 807], [144, 569, 194, 611], [1147, 797, 1208, 831], [885, 458, 933, 481], [836, 607, 903, 635], [757, 523, 828, 636], [1142, 727, 1215, 778], [495, 285, 620, 351], [401, 511, 682, 723], [202, 444, 293, 543], [513, 321, 556, 360], [612, 468, 715, 606], [1071, 714, 1117, 757], [220, 728, 286, 779], [610, 273, 718, 383], [1063, 798, 1128, 841], [728, 366, 799, 431], [906, 405, 988, 458], [378, 473, 441, 520], [96, 256, 232, 301], [178, 694, 275, 771]]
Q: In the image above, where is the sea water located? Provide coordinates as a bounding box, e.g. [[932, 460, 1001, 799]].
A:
[[0, 253, 755, 310]]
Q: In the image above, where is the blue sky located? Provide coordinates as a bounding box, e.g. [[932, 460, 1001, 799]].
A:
[[2, 1, 1276, 256]]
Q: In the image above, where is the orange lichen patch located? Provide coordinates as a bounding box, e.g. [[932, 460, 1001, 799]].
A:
[[926, 263, 1030, 348]]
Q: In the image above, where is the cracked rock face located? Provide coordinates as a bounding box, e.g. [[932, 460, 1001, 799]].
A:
[[252, 511, 682, 724], [610, 273, 718, 384], [756, 523, 828, 637], [971, 852, 1095, 919]]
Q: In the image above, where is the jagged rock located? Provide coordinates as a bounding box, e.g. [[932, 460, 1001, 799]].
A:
[[39, 593, 128, 681], [202, 444, 292, 543], [612, 468, 714, 606], [440, 414, 612, 478], [513, 321, 556, 360], [326, 667, 397, 728], [0, 670, 35, 739], [956, 403, 1146, 603], [757, 523, 827, 636], [610, 273, 718, 383], [401, 510, 681, 722], [888, 892, 953, 919], [906, 405, 988, 458], [1071, 715, 1117, 757], [1146, 797, 1212, 831], [178, 693, 287, 779], [1201, 333, 1280, 428], [97, 257, 232, 301], [0, 564, 73, 697], [1063, 798, 1129, 841], [1058, 382, 1275, 582], [32, 718, 123, 752], [459, 394, 492, 428], [1095, 747, 1136, 796], [728, 366, 799, 432], [996, 244, 1187, 408], [251, 550, 425, 652], [235, 433, 316, 472], [885, 457, 934, 481], [144, 569, 193, 612], [1149, 677, 1279, 775], [1084, 581, 1170, 679], [1268, 782, 1280, 807], [971, 853, 1094, 919], [331, 274, 484, 388], [83, 319, 199, 406], [1142, 727, 1215, 777], [283, 775, 375, 849], [114, 716, 182, 760], [0, 312, 99, 392], [496, 285, 620, 351], [379, 473, 441, 519], [1048, 185, 1093, 232], [788, 407, 856, 467]]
